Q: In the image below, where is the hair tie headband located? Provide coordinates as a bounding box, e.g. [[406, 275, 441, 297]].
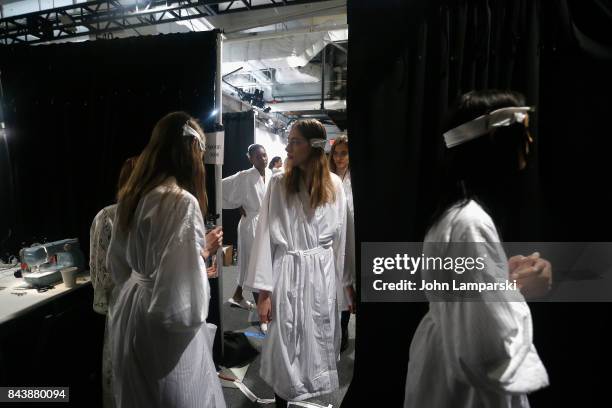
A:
[[309, 138, 327, 149], [183, 122, 205, 151], [443, 106, 534, 148]]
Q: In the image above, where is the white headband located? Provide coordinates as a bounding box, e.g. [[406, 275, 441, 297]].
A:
[[443, 106, 533, 148], [309, 138, 327, 149], [183, 122, 205, 151]]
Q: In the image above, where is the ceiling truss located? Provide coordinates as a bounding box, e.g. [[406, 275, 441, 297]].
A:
[[0, 0, 326, 44]]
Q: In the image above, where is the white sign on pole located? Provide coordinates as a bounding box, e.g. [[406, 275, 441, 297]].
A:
[[204, 131, 225, 165]]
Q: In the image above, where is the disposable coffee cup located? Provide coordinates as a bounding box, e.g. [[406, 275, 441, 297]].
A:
[[61, 267, 78, 288]]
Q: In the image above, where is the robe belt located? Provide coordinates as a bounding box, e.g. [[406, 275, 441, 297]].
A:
[[243, 211, 260, 219], [129, 270, 154, 289], [285, 244, 333, 364]]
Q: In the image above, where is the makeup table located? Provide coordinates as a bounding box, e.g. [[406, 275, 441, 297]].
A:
[[0, 266, 91, 325], [0, 266, 102, 405]]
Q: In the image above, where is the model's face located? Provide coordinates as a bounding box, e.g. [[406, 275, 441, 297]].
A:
[[274, 159, 283, 169], [333, 143, 349, 170], [250, 147, 268, 171], [286, 128, 311, 168]]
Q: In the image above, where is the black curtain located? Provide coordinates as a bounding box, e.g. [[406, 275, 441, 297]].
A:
[[0, 32, 223, 398], [221, 110, 255, 248], [528, 1, 612, 406], [346, 0, 611, 406], [0, 31, 218, 258], [0, 126, 13, 259]]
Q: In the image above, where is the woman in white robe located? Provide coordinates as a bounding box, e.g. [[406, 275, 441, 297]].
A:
[[89, 157, 136, 408], [223, 144, 272, 310], [107, 112, 225, 408], [404, 90, 548, 407], [329, 135, 356, 352], [244, 119, 348, 405], [269, 156, 283, 173]]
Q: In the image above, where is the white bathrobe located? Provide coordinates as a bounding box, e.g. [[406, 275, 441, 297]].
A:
[[107, 179, 225, 408], [338, 171, 355, 312], [222, 166, 272, 288], [404, 200, 548, 408], [244, 172, 347, 401], [89, 203, 118, 408]]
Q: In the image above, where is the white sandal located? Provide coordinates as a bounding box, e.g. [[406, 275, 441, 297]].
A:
[[227, 297, 255, 310]]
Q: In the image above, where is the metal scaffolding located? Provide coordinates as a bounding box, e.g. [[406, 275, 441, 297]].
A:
[[0, 0, 324, 45]]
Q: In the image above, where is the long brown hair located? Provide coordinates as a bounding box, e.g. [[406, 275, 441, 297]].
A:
[[117, 111, 207, 232], [285, 119, 335, 208], [328, 135, 349, 175], [116, 156, 138, 195]]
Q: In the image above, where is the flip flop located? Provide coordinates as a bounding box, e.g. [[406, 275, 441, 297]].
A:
[[227, 297, 255, 310]]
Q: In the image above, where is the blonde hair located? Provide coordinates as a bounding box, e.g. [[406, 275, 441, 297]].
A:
[[284, 119, 335, 208], [117, 112, 207, 232]]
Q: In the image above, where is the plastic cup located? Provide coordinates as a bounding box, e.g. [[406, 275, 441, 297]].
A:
[[60, 267, 78, 288]]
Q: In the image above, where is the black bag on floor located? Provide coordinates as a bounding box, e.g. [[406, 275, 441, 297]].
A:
[[222, 331, 259, 368]]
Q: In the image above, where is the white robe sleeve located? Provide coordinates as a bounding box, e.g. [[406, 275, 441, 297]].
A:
[[222, 171, 244, 209], [90, 211, 100, 279], [147, 196, 210, 331], [243, 176, 276, 293], [332, 183, 349, 289], [343, 200, 356, 287], [436, 220, 548, 394]]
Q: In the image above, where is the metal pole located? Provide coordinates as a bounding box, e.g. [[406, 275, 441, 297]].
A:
[[320, 44, 326, 111], [213, 30, 225, 363]]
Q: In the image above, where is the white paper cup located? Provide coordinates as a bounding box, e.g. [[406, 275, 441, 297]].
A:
[[60, 267, 78, 288]]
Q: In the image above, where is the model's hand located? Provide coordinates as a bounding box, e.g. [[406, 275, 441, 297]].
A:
[[509, 252, 539, 274], [206, 263, 218, 279], [509, 252, 553, 299], [346, 285, 357, 314], [205, 227, 223, 256], [516, 258, 552, 299], [258, 290, 272, 323]]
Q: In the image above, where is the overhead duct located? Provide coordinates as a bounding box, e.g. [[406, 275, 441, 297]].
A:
[[274, 67, 321, 85], [222, 28, 348, 74], [210, 0, 346, 34]]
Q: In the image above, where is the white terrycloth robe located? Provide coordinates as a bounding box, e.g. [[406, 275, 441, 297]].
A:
[[222, 166, 272, 288], [404, 200, 549, 408], [338, 171, 355, 312], [107, 179, 226, 408], [244, 172, 347, 401], [89, 203, 118, 408]]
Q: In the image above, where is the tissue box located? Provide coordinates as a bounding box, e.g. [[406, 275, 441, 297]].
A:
[[222, 245, 233, 267]]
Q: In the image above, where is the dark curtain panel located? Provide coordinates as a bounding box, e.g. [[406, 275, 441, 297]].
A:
[[528, 1, 612, 406], [0, 31, 218, 258], [346, 0, 611, 406], [0, 128, 13, 258], [221, 110, 255, 248], [0, 31, 224, 392]]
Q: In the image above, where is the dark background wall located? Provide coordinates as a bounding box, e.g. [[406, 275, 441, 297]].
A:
[[345, 0, 612, 406], [0, 31, 218, 258], [0, 124, 13, 259]]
